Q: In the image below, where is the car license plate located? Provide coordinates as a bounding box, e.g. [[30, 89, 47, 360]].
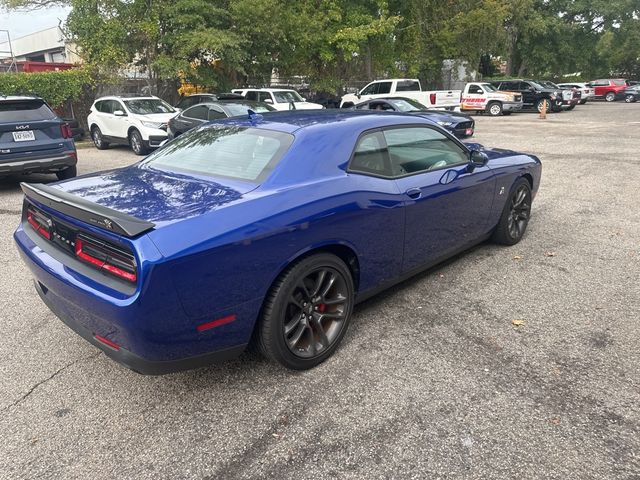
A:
[[12, 130, 35, 142], [466, 128, 473, 136]]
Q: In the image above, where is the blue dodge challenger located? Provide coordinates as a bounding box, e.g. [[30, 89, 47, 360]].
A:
[[14, 110, 541, 374]]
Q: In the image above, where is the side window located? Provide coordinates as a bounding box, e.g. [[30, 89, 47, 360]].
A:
[[103, 100, 116, 114], [246, 91, 259, 101], [349, 131, 390, 176], [377, 82, 392, 94], [384, 127, 468, 176], [360, 82, 379, 96], [369, 101, 394, 111], [94, 101, 104, 113], [518, 82, 532, 90], [208, 107, 226, 120], [113, 101, 126, 114], [258, 92, 271, 102], [468, 84, 483, 94], [184, 105, 208, 120], [179, 97, 198, 109]]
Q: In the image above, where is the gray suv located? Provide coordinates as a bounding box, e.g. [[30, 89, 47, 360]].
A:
[[0, 95, 77, 180]]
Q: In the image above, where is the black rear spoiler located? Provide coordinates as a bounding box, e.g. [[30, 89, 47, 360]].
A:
[[21, 182, 155, 238]]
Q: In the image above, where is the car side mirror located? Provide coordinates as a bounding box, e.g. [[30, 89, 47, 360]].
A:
[[356, 93, 361, 99], [302, 97, 307, 102], [264, 98, 273, 104], [113, 110, 126, 116], [468, 150, 488, 171]]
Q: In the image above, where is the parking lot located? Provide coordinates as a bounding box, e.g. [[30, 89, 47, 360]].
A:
[[1, 102, 639, 479]]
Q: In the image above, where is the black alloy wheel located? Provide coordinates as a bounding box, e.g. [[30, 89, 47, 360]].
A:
[[258, 253, 354, 370], [492, 178, 532, 245], [536, 99, 550, 113]]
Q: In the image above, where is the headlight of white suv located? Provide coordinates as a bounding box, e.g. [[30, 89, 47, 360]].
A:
[[141, 120, 165, 129], [437, 121, 453, 126]]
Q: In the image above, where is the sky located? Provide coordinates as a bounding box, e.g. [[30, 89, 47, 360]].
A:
[[0, 6, 70, 40]]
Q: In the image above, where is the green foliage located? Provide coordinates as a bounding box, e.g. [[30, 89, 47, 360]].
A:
[[0, 67, 94, 108]]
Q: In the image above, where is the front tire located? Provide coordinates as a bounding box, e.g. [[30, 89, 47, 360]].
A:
[[605, 92, 616, 102], [566, 104, 576, 111], [129, 129, 148, 156], [258, 253, 355, 370], [492, 178, 532, 246], [486, 101, 503, 116], [625, 94, 636, 103], [91, 127, 109, 150], [536, 99, 550, 113], [56, 165, 77, 181]]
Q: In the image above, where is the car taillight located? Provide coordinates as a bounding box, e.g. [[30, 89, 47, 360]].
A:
[[430, 93, 436, 105], [27, 207, 51, 239], [75, 234, 137, 283], [61, 123, 73, 139]]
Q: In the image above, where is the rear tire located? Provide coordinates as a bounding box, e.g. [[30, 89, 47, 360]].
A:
[[486, 101, 503, 116], [605, 92, 616, 102], [258, 253, 354, 370], [129, 129, 148, 156], [624, 94, 636, 103], [56, 165, 77, 181], [91, 127, 109, 150], [566, 104, 576, 111], [579, 99, 587, 105], [492, 178, 532, 246]]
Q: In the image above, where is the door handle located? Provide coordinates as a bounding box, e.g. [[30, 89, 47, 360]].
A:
[[405, 188, 422, 199]]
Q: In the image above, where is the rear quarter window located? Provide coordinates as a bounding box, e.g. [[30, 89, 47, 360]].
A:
[[0, 100, 56, 122]]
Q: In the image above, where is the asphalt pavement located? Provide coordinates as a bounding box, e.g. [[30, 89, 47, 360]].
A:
[[0, 102, 639, 479]]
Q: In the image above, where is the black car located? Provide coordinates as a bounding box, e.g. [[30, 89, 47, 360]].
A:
[[0, 95, 77, 180], [174, 93, 246, 111], [490, 80, 563, 113], [623, 85, 640, 103], [539, 81, 581, 110], [353, 97, 475, 138], [167, 100, 276, 138]]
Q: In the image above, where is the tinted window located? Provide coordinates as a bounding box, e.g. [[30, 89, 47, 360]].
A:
[[273, 91, 304, 103], [207, 108, 226, 120], [518, 82, 531, 90], [386, 98, 425, 111], [184, 105, 209, 120], [360, 83, 379, 96], [94, 101, 105, 112], [468, 84, 483, 94], [349, 131, 389, 176], [395, 80, 420, 92], [143, 126, 294, 182], [377, 82, 392, 94], [384, 127, 467, 176], [258, 92, 271, 102], [246, 91, 259, 101], [368, 101, 395, 111], [613, 79, 627, 86], [0, 99, 55, 122], [124, 99, 175, 114]]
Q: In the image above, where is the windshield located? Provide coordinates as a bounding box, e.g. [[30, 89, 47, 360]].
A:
[[0, 99, 56, 121], [385, 98, 426, 112], [124, 99, 175, 115], [223, 102, 274, 116], [143, 125, 293, 182], [481, 83, 498, 92], [272, 90, 304, 103], [613, 79, 627, 86]]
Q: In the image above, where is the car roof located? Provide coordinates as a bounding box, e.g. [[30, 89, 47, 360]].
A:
[[94, 95, 160, 101], [0, 94, 43, 101]]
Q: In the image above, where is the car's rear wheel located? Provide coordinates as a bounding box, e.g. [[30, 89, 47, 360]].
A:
[[91, 127, 109, 150], [536, 99, 550, 113], [579, 99, 588, 105], [129, 129, 148, 156], [624, 94, 636, 103], [492, 178, 532, 246], [605, 92, 616, 102], [56, 165, 77, 181], [566, 104, 576, 111], [486, 101, 503, 116], [258, 253, 354, 370]]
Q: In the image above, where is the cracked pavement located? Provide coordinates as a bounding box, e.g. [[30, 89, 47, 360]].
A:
[[1, 103, 639, 479]]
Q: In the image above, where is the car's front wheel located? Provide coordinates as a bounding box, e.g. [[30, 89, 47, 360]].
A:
[[258, 253, 355, 370], [492, 178, 532, 246], [625, 94, 636, 103], [56, 165, 77, 181], [536, 99, 550, 113], [486, 101, 503, 116], [129, 129, 148, 156], [605, 92, 616, 102], [91, 127, 109, 150]]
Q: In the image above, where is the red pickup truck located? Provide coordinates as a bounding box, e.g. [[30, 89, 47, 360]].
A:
[[588, 79, 628, 102]]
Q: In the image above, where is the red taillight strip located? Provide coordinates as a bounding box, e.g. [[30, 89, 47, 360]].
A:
[[27, 210, 51, 239], [196, 315, 237, 332], [102, 263, 137, 282], [94, 334, 120, 350], [75, 238, 137, 283]]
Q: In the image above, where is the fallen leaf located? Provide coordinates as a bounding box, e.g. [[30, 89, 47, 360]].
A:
[[511, 319, 525, 326], [550, 418, 561, 425], [544, 251, 556, 257], [513, 255, 523, 260]]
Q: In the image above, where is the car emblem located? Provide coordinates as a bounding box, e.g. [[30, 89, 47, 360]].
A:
[[15, 125, 30, 130], [103, 219, 113, 230]]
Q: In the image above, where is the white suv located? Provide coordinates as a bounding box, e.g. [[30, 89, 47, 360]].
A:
[[87, 96, 177, 155], [232, 88, 323, 111]]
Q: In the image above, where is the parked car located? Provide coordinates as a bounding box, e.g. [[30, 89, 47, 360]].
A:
[[14, 110, 541, 373], [0, 95, 77, 180], [460, 82, 523, 116], [340, 78, 462, 110], [588, 79, 628, 102], [490, 80, 563, 113], [557, 82, 594, 104], [538, 81, 580, 110], [168, 100, 275, 138], [232, 88, 323, 110], [174, 93, 245, 111], [87, 95, 177, 155], [622, 85, 640, 103], [353, 97, 475, 138]]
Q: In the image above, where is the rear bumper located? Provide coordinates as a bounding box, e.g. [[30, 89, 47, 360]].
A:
[[0, 151, 76, 177]]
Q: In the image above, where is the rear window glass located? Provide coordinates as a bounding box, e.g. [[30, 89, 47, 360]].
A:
[[224, 103, 273, 116], [143, 125, 294, 182], [395, 80, 421, 92], [0, 100, 56, 122]]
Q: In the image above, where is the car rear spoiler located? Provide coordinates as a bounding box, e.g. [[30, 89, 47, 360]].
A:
[[21, 182, 155, 238]]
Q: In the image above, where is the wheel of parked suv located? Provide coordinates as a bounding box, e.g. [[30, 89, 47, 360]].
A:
[[605, 92, 616, 102], [625, 94, 636, 103], [91, 126, 109, 150], [486, 101, 503, 116], [258, 253, 355, 370], [566, 104, 576, 111], [579, 99, 587, 105], [536, 99, 550, 113], [56, 165, 77, 181], [492, 178, 532, 246], [129, 129, 148, 156]]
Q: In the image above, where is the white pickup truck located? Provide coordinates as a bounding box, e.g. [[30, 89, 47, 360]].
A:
[[340, 78, 461, 110], [460, 82, 524, 116]]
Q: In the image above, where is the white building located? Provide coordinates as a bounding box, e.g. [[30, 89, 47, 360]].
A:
[[0, 26, 80, 64]]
